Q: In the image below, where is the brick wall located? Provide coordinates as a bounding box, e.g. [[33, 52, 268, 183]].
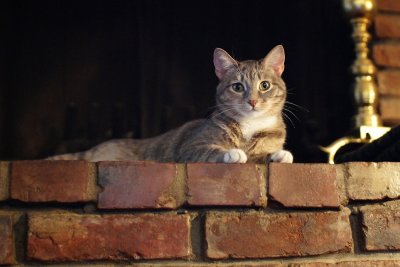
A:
[[1, 160, 400, 266], [374, 0, 400, 125]]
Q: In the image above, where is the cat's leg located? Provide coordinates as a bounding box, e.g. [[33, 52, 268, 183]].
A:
[[180, 144, 248, 163], [269, 150, 293, 163], [223, 148, 248, 163]]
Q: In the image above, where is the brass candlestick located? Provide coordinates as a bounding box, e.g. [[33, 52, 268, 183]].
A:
[[321, 0, 390, 163]]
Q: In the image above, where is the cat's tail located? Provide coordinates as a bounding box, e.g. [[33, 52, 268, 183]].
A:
[[46, 151, 87, 161]]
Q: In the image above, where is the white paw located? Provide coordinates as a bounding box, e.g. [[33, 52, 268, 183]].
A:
[[270, 150, 293, 163], [223, 149, 248, 163]]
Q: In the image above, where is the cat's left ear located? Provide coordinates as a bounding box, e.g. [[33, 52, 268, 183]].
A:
[[262, 45, 285, 76]]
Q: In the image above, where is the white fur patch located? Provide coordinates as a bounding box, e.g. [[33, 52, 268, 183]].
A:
[[223, 148, 248, 163], [240, 116, 278, 141], [270, 150, 293, 163]]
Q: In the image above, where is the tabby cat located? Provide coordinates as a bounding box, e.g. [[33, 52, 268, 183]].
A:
[[49, 45, 293, 163]]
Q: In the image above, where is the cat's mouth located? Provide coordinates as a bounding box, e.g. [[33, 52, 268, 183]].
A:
[[241, 108, 265, 118], [247, 106, 261, 113]]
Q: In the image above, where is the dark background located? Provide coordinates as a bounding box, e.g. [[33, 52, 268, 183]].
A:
[[0, 0, 355, 162]]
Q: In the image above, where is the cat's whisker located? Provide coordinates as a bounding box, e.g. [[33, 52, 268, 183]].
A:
[[206, 103, 237, 110], [209, 107, 238, 119], [285, 101, 309, 112], [204, 103, 242, 113], [286, 87, 296, 94], [214, 104, 243, 109], [282, 111, 295, 128], [283, 108, 300, 122], [284, 108, 300, 121], [284, 105, 303, 114]]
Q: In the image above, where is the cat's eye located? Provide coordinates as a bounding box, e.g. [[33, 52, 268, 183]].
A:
[[259, 81, 271, 92], [231, 83, 245, 93]]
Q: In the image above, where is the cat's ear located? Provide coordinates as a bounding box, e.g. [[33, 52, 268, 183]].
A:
[[262, 45, 285, 76], [213, 48, 237, 80]]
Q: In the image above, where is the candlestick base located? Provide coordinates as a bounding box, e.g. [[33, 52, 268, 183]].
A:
[[320, 126, 390, 164]]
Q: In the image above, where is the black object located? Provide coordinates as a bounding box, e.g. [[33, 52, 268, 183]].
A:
[[335, 125, 400, 163]]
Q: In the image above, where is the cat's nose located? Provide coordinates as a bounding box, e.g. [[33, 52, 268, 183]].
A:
[[248, 100, 258, 108]]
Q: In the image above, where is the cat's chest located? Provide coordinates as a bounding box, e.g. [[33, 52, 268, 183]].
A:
[[239, 116, 278, 141]]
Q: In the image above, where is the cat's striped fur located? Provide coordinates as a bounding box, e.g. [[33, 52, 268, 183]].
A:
[[49, 45, 293, 163]]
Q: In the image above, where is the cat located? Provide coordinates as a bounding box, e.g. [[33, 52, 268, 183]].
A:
[[49, 45, 293, 163]]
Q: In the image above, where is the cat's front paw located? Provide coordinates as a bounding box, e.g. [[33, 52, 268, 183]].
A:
[[223, 148, 248, 163], [270, 150, 293, 163]]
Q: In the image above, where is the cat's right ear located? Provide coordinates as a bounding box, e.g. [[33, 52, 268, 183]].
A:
[[213, 48, 237, 80]]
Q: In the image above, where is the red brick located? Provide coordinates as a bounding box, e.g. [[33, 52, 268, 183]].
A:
[[0, 162, 9, 201], [131, 264, 283, 267], [291, 260, 400, 267], [187, 163, 266, 207], [376, 14, 400, 39], [345, 162, 400, 200], [11, 160, 97, 203], [380, 97, 400, 125], [373, 44, 400, 68], [360, 200, 400, 251], [378, 0, 400, 12], [0, 215, 15, 265], [98, 161, 184, 209], [205, 210, 352, 259], [377, 70, 400, 96], [118, 262, 400, 267], [269, 163, 341, 207], [27, 212, 191, 261]]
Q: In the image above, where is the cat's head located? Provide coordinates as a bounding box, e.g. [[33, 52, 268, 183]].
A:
[[213, 45, 286, 120]]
